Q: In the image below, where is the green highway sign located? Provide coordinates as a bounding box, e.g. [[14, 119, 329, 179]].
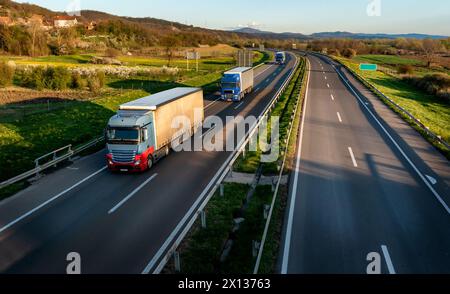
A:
[[359, 64, 378, 71]]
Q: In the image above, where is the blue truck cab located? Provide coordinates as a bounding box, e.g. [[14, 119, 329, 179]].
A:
[[276, 52, 286, 65], [221, 67, 254, 102]]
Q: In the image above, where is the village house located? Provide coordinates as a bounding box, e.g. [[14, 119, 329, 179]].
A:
[[54, 15, 78, 28]]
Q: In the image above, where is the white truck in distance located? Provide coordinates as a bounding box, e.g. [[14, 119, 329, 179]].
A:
[[106, 87, 204, 172], [221, 67, 254, 102]]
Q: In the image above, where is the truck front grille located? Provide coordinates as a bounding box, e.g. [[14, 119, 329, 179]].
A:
[[111, 150, 136, 163]]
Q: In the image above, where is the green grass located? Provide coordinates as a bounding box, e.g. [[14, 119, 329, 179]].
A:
[[234, 57, 307, 175], [354, 55, 424, 67], [337, 56, 450, 146], [175, 183, 249, 274], [221, 185, 273, 274]]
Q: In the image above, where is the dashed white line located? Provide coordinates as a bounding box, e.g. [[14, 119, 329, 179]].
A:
[[108, 174, 158, 214], [204, 97, 222, 110], [348, 147, 358, 167], [0, 166, 108, 234], [324, 76, 327, 80], [334, 60, 450, 215], [381, 245, 396, 274], [331, 94, 335, 101], [327, 83, 330, 88], [201, 125, 216, 138], [337, 112, 342, 123], [234, 101, 244, 110]]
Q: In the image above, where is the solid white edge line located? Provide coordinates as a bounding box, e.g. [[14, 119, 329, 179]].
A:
[[381, 245, 396, 274], [337, 112, 343, 123], [108, 174, 158, 214], [348, 147, 358, 167], [281, 58, 311, 274], [0, 166, 108, 234], [334, 61, 450, 215]]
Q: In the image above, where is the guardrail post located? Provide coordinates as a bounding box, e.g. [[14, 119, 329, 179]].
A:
[[220, 183, 224, 197], [173, 251, 181, 272], [200, 210, 206, 229], [252, 241, 260, 257], [263, 205, 270, 220], [34, 159, 40, 178], [53, 151, 57, 168]]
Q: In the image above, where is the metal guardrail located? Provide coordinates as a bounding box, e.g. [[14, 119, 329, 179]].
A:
[[146, 53, 300, 274], [316, 53, 450, 151], [0, 136, 104, 190], [253, 57, 309, 274]]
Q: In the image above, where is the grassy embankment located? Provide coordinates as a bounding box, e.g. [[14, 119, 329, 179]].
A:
[[0, 50, 267, 199], [334, 55, 450, 158], [165, 56, 308, 274]]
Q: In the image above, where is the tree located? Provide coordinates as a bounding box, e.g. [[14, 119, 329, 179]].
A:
[[421, 39, 443, 67], [342, 48, 357, 58], [161, 35, 180, 66]]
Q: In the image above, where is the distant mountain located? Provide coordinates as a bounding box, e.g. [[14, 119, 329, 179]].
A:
[[233, 27, 309, 40], [233, 28, 448, 40], [311, 31, 448, 40]]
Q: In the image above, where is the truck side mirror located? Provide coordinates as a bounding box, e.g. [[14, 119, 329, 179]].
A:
[[142, 128, 148, 142]]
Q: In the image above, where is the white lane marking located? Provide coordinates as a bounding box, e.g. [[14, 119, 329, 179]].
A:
[[255, 87, 260, 92], [108, 174, 158, 214], [324, 76, 327, 80], [348, 147, 358, 167], [337, 112, 343, 123], [66, 167, 79, 171], [334, 61, 450, 215], [381, 245, 396, 274], [331, 94, 335, 101], [0, 166, 107, 234], [234, 101, 244, 110], [255, 64, 274, 79], [266, 78, 270, 83], [426, 175, 437, 185], [281, 58, 311, 274], [204, 64, 274, 110], [204, 97, 222, 110], [201, 125, 216, 138], [327, 83, 330, 88]]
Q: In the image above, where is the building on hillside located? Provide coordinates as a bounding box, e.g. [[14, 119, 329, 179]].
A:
[[54, 15, 78, 28]]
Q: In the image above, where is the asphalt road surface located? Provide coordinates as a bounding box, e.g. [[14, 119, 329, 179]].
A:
[[0, 54, 297, 274], [281, 54, 450, 274]]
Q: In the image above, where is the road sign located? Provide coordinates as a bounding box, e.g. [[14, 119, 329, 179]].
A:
[[186, 51, 200, 71], [259, 44, 265, 51], [237, 50, 253, 67], [292, 43, 297, 50], [359, 63, 378, 71]]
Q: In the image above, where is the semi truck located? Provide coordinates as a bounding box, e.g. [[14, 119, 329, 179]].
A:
[[221, 67, 254, 102], [275, 52, 286, 65], [106, 87, 204, 172]]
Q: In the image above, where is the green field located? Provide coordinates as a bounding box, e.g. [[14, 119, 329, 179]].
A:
[[0, 50, 268, 188], [354, 54, 424, 67], [337, 56, 450, 147]]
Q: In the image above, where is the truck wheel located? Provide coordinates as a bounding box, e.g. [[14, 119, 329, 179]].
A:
[[147, 156, 154, 170], [164, 145, 170, 157]]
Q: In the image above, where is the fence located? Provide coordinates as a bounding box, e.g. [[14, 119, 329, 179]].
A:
[[0, 136, 104, 190]]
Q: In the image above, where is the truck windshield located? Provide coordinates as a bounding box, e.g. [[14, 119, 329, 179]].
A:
[[107, 128, 140, 144], [222, 82, 239, 89]]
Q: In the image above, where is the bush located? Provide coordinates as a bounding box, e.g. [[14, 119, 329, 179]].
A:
[[20, 66, 73, 90], [105, 48, 121, 58], [0, 61, 15, 87], [397, 64, 414, 75], [402, 73, 450, 102], [87, 70, 105, 93], [342, 48, 357, 58], [71, 72, 85, 89]]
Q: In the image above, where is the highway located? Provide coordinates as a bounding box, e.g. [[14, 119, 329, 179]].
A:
[[0, 54, 297, 274], [281, 54, 450, 274]]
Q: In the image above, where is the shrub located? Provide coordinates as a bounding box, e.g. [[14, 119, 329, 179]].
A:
[[20, 66, 72, 90], [0, 61, 15, 87], [397, 64, 414, 75], [105, 48, 121, 58], [402, 73, 450, 103], [342, 48, 357, 58], [87, 71, 105, 93], [71, 72, 85, 89]]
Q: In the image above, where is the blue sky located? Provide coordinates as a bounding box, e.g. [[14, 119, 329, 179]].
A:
[[16, 0, 450, 35]]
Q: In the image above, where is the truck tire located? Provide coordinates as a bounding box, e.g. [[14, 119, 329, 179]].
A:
[[164, 145, 170, 157], [147, 156, 154, 170]]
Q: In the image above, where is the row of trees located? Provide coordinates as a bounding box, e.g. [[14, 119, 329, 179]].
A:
[[307, 38, 449, 67]]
